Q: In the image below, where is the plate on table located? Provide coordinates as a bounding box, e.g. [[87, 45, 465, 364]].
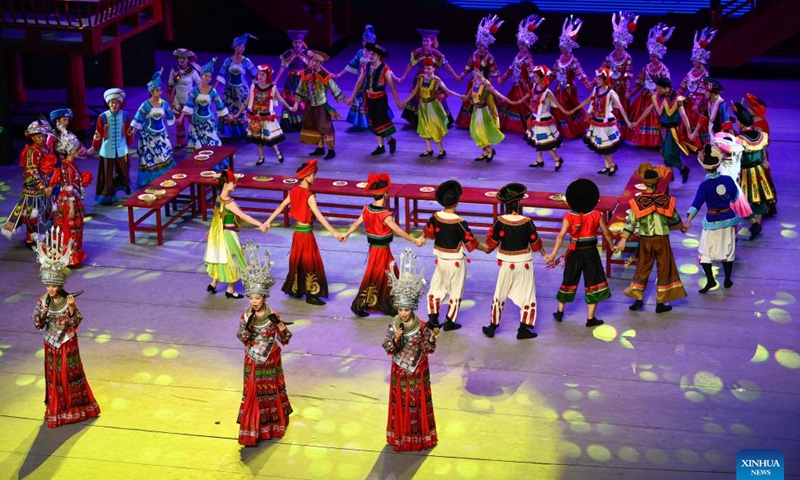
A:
[[609, 222, 625, 234], [234, 173, 245, 180], [171, 173, 187, 180], [253, 175, 273, 182], [484, 191, 498, 198], [200, 171, 218, 178], [356, 182, 368, 189], [144, 188, 166, 198], [138, 193, 157, 205], [634, 183, 647, 191], [160, 180, 177, 188], [549, 193, 566, 202], [419, 186, 435, 193], [194, 154, 209, 161], [523, 193, 529, 199], [332, 181, 348, 187], [283, 178, 299, 184], [198, 150, 214, 156]]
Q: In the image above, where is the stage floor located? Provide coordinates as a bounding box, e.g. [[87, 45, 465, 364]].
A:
[[0, 41, 798, 480]]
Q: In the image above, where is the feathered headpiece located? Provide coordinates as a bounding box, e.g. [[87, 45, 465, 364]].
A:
[[387, 249, 426, 310], [475, 14, 503, 47], [35, 227, 74, 286], [362, 24, 376, 43], [612, 11, 639, 47], [691, 27, 717, 64], [147, 68, 164, 92], [559, 15, 583, 51], [200, 57, 217, 76], [232, 33, 258, 48], [647, 23, 675, 59], [365, 172, 391, 196], [233, 240, 275, 297], [517, 14, 544, 47]]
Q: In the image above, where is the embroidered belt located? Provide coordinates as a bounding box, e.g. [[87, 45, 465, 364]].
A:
[[295, 224, 313, 232], [223, 225, 239, 231], [708, 207, 731, 215], [366, 91, 387, 99]]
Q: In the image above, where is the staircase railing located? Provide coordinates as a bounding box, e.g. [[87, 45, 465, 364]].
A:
[[0, 0, 153, 30]]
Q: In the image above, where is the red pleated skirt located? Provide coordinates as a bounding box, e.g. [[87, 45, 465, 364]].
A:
[[237, 352, 293, 446], [281, 229, 329, 298], [351, 246, 398, 315], [386, 360, 438, 452], [43, 336, 100, 428]]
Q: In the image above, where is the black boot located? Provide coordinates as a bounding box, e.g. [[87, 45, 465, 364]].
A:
[[370, 145, 386, 156], [442, 318, 462, 331], [482, 324, 498, 338], [722, 261, 734, 288], [309, 146, 325, 156], [749, 222, 762, 241], [680, 166, 690, 184], [427, 313, 441, 329], [553, 310, 564, 322], [516, 323, 538, 339], [698, 263, 717, 294], [323, 149, 336, 160], [629, 300, 644, 311], [655, 303, 673, 313], [585, 318, 604, 327], [306, 295, 326, 306], [388, 137, 397, 154]]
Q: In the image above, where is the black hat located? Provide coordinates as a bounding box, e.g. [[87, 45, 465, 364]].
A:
[[699, 143, 721, 169], [565, 179, 600, 214], [435, 180, 462, 207], [732, 101, 754, 127], [497, 182, 527, 204], [703, 76, 723, 94], [655, 77, 672, 89], [365, 42, 389, 58]]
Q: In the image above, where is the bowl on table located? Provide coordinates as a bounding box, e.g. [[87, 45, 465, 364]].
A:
[[144, 188, 166, 198], [138, 193, 157, 205]]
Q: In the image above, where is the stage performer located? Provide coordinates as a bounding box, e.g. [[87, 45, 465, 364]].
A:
[[50, 109, 85, 161], [710, 132, 757, 233], [685, 144, 740, 293], [233, 64, 296, 166], [343, 173, 425, 317], [86, 88, 133, 205], [205, 169, 265, 299], [399, 28, 459, 129], [178, 58, 230, 155], [549, 16, 592, 140], [454, 14, 502, 129], [296, 51, 345, 160], [215, 33, 258, 139], [334, 25, 377, 130], [400, 58, 465, 159], [468, 69, 525, 162], [678, 27, 717, 146], [616, 163, 687, 313], [497, 15, 543, 134], [32, 227, 101, 427], [732, 102, 772, 240], [346, 42, 401, 156], [275, 30, 312, 133], [689, 77, 733, 146], [263, 159, 344, 305], [570, 67, 632, 175], [234, 240, 294, 446], [383, 248, 439, 452], [482, 182, 545, 340], [49, 126, 90, 266], [2, 120, 54, 247], [626, 23, 674, 148], [166, 48, 201, 149], [422, 180, 485, 331], [741, 93, 777, 217], [130, 69, 176, 187], [601, 11, 638, 138], [526, 65, 568, 169]]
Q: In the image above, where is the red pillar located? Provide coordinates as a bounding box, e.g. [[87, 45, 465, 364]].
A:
[[10, 54, 27, 104], [109, 42, 124, 88], [160, 0, 175, 41], [65, 55, 90, 131]]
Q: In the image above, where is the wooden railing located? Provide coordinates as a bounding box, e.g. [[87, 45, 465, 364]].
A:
[[0, 0, 153, 29]]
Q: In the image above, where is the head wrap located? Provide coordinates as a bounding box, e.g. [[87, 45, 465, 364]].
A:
[[637, 162, 662, 186], [232, 33, 258, 48], [366, 173, 391, 196], [173, 48, 197, 61], [699, 143, 722, 169], [200, 57, 217, 76], [362, 24, 376, 43], [103, 88, 125, 105], [435, 180, 462, 207], [595, 67, 612, 87], [497, 182, 527, 204], [417, 28, 440, 48], [147, 68, 164, 92], [49, 108, 73, 123], [296, 159, 318, 179]]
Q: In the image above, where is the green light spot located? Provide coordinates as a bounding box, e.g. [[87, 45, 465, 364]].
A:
[[564, 389, 583, 401], [587, 390, 604, 401], [562, 410, 585, 422], [303, 406, 324, 421], [639, 371, 658, 382], [775, 349, 800, 369], [751, 344, 769, 363], [596, 423, 616, 435], [15, 374, 36, 386], [731, 380, 762, 402], [142, 346, 159, 357], [154, 375, 173, 386], [646, 448, 669, 465], [95, 333, 112, 343], [684, 391, 705, 403], [617, 446, 640, 462], [570, 421, 592, 433], [703, 423, 725, 434], [559, 441, 582, 459], [592, 324, 617, 342], [132, 372, 152, 383], [587, 444, 612, 462], [136, 333, 153, 342], [676, 448, 700, 465], [767, 308, 791, 324], [730, 423, 753, 436], [679, 263, 699, 275], [781, 229, 798, 238], [771, 292, 796, 306], [161, 348, 180, 359], [694, 371, 723, 395]]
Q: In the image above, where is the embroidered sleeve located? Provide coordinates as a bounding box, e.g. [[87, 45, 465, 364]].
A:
[[382, 324, 399, 354], [485, 219, 502, 251], [216, 58, 231, 85]]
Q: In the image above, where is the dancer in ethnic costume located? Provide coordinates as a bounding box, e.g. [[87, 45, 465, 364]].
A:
[[131, 69, 176, 187], [215, 33, 258, 138], [732, 102, 772, 240], [178, 58, 230, 155], [347, 43, 401, 156], [275, 30, 312, 133], [685, 145, 740, 293], [497, 15, 543, 134], [50, 125, 91, 266], [335, 25, 377, 130], [383, 249, 439, 452], [601, 11, 638, 138], [454, 15, 502, 129], [234, 240, 293, 446], [626, 23, 674, 147], [711, 132, 755, 228], [482, 183, 545, 340], [344, 173, 425, 317], [205, 170, 265, 299], [468, 69, 524, 162], [616, 163, 687, 313], [2, 120, 54, 247], [423, 180, 485, 331], [87, 88, 133, 204], [688, 77, 733, 146], [678, 27, 717, 146], [32, 227, 100, 428], [296, 52, 345, 160], [264, 159, 344, 305], [526, 65, 567, 169], [399, 29, 459, 129], [571, 67, 632, 175], [233, 64, 296, 165], [400, 57, 465, 159], [741, 93, 777, 216], [549, 16, 592, 140], [167, 48, 201, 149]]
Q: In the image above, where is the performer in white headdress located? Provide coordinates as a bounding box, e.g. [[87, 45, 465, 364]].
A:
[[498, 14, 544, 133]]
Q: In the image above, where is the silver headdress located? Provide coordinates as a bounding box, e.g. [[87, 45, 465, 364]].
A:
[[647, 23, 675, 59], [517, 15, 544, 47], [233, 240, 275, 297], [475, 14, 503, 47], [387, 249, 426, 310], [611, 11, 638, 47], [35, 226, 74, 286], [559, 15, 583, 51], [55, 124, 82, 157], [691, 27, 717, 64]]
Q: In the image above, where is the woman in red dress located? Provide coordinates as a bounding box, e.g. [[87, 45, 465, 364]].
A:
[[600, 12, 638, 138], [454, 15, 502, 129], [32, 227, 100, 428], [678, 27, 717, 149], [382, 248, 440, 452], [497, 15, 543, 134], [343, 174, 425, 317], [550, 16, 592, 139], [234, 240, 294, 446]]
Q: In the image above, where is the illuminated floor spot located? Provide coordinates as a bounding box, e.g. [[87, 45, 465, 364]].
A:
[[562, 410, 585, 422], [302, 406, 324, 421], [592, 324, 617, 342], [35, 349, 45, 359], [15, 375, 36, 386], [694, 371, 723, 395], [684, 391, 705, 403], [303, 445, 327, 460], [775, 349, 800, 369], [327, 282, 348, 293], [153, 375, 173, 386], [681, 238, 700, 248], [771, 292, 797, 306], [731, 380, 761, 402], [570, 421, 591, 434], [95, 333, 112, 343], [587, 444, 612, 462], [703, 423, 725, 434], [161, 348, 180, 359], [134, 272, 162, 283], [596, 423, 616, 435], [455, 462, 480, 478], [314, 419, 336, 434], [119, 332, 135, 340], [587, 390, 604, 402], [730, 423, 753, 436], [433, 461, 453, 475], [142, 346, 160, 357], [767, 308, 791, 324], [704, 449, 727, 465], [36, 378, 46, 389], [559, 441, 582, 459], [781, 229, 798, 239], [136, 333, 154, 342], [781, 222, 797, 228], [110, 398, 130, 410], [639, 372, 658, 382], [750, 344, 769, 363], [514, 393, 534, 406], [679, 263, 699, 275], [645, 448, 669, 465], [470, 398, 493, 411], [564, 389, 583, 401], [337, 288, 359, 300], [133, 372, 152, 383], [617, 446, 640, 463], [676, 448, 700, 465], [459, 299, 476, 310], [340, 422, 362, 438]]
